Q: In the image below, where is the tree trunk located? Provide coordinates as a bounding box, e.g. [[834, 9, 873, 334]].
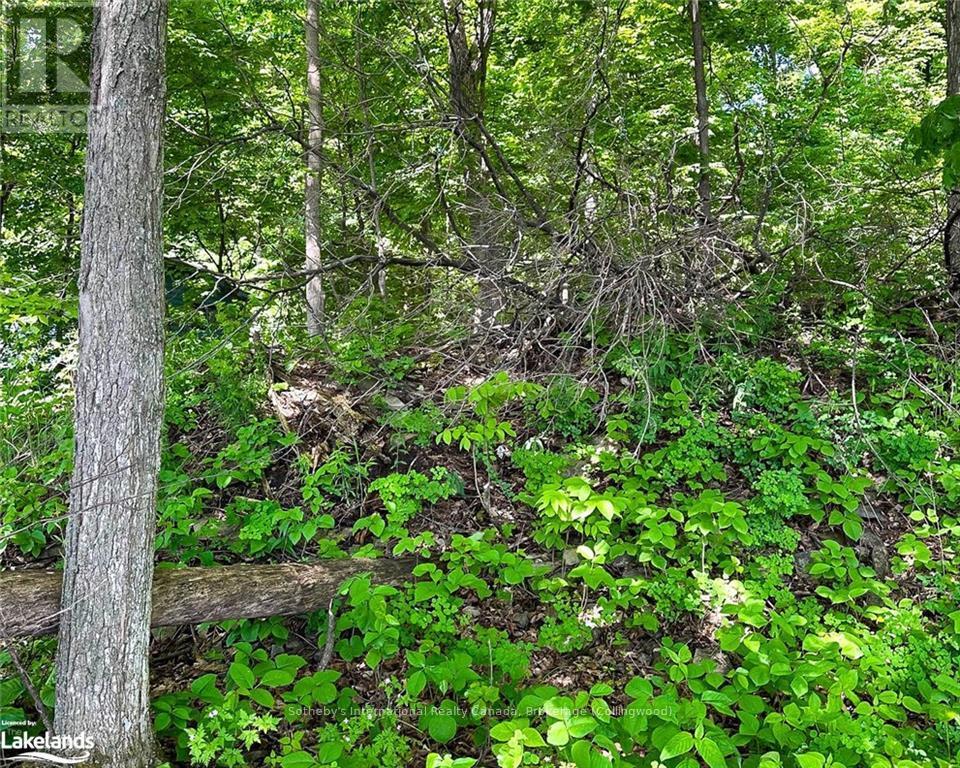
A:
[[54, 1, 168, 766], [356, 19, 388, 299], [946, 0, 960, 286], [305, 0, 325, 335], [443, 0, 501, 328], [0, 181, 12, 235], [0, 132, 12, 235], [691, 0, 711, 228], [949, 0, 960, 95], [0, 558, 414, 639]]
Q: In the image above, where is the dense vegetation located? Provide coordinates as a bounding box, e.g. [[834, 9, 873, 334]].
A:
[[3, 1, 960, 767]]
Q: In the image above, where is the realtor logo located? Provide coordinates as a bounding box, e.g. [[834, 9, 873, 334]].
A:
[[1, 1, 95, 133]]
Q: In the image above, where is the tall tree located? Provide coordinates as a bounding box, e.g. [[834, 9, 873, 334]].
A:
[[443, 0, 500, 326], [54, 0, 168, 765], [305, 0, 325, 335], [946, 0, 960, 287], [949, 0, 960, 95], [691, 0, 711, 229]]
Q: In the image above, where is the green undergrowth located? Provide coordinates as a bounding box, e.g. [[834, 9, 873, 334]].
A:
[[3, 308, 960, 768]]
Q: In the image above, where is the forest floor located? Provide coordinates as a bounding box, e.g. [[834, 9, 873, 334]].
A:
[[4, 322, 959, 768], [142, 332, 942, 766]]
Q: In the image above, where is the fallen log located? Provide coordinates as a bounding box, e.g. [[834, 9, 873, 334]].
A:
[[0, 557, 415, 639]]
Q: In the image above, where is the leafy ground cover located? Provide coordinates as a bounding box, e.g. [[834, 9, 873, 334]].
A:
[[3, 298, 960, 768]]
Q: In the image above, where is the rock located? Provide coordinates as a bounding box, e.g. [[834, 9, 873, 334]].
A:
[[514, 612, 530, 630], [611, 555, 643, 578], [857, 528, 890, 578], [693, 647, 731, 673], [562, 548, 580, 567], [794, 550, 813, 572], [383, 394, 407, 411], [857, 496, 881, 521]]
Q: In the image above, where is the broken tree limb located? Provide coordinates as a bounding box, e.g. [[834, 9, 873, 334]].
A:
[[0, 557, 415, 639]]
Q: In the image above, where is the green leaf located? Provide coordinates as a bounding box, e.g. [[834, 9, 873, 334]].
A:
[[317, 742, 344, 764], [842, 517, 863, 540], [660, 731, 694, 761], [591, 697, 612, 722], [696, 737, 727, 768], [570, 740, 592, 768], [312, 682, 337, 705], [228, 662, 255, 691], [902, 695, 923, 713], [246, 687, 275, 708], [427, 701, 458, 743], [796, 753, 825, 768], [414, 581, 440, 602], [489, 722, 519, 742], [790, 676, 808, 697], [625, 676, 653, 700], [428, 714, 457, 743], [276, 654, 307, 672], [749, 665, 770, 686], [261, 669, 295, 688], [407, 670, 427, 698], [280, 751, 315, 768], [543, 696, 572, 720], [348, 577, 370, 603], [521, 728, 546, 748], [567, 716, 596, 738], [190, 673, 222, 703], [546, 721, 569, 746]]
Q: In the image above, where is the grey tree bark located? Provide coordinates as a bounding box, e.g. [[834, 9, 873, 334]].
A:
[[356, 21, 387, 299], [949, 0, 960, 95], [691, 0, 711, 228], [305, 0, 325, 335], [946, 0, 960, 286], [1, 558, 415, 639], [0, 133, 12, 236], [443, 0, 501, 328], [54, 1, 168, 766]]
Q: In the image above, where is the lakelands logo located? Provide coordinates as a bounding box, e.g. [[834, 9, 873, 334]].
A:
[[0, 730, 93, 765]]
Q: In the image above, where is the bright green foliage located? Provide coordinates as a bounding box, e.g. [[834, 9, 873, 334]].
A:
[[527, 376, 600, 439], [353, 467, 462, 549], [8, 321, 960, 768], [910, 95, 960, 188], [4, 1, 960, 767]]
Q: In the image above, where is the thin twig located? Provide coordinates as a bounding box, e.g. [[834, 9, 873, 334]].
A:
[[2, 640, 53, 732]]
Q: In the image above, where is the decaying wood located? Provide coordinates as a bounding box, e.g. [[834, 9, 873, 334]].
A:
[[0, 557, 414, 639]]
